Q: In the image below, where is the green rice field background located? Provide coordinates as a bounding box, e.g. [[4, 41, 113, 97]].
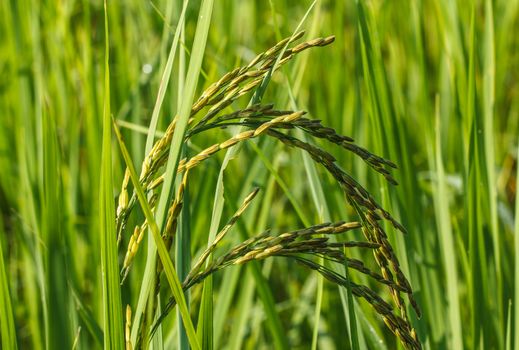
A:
[[1, 1, 518, 349]]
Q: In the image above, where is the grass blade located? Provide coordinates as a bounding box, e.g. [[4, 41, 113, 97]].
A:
[[145, 0, 189, 154], [514, 137, 519, 350], [177, 148, 191, 350], [113, 120, 200, 350], [433, 96, 463, 349], [0, 216, 17, 350], [128, 1, 190, 345], [100, 2, 124, 348]]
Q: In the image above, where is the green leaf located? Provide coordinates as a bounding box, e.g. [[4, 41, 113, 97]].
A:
[[129, 1, 190, 346], [113, 120, 200, 350], [0, 216, 17, 350], [100, 2, 124, 348]]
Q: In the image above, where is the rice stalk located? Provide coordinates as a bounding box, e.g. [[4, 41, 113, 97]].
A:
[[115, 32, 421, 350]]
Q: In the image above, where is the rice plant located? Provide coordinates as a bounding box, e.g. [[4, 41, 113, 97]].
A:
[[111, 30, 421, 349], [1, 1, 518, 350]]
